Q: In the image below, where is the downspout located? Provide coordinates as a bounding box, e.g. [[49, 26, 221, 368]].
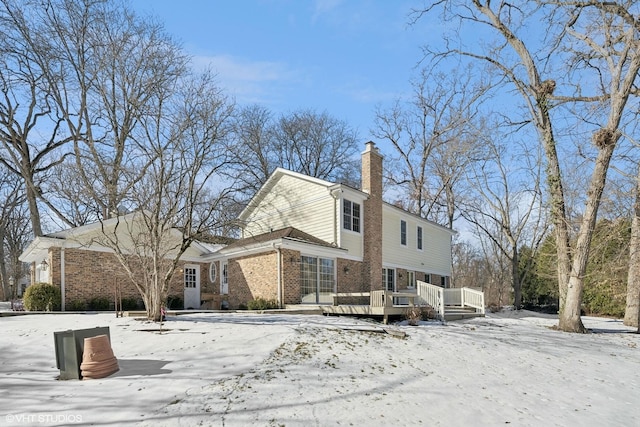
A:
[[273, 243, 282, 308], [330, 188, 341, 246], [60, 246, 66, 311]]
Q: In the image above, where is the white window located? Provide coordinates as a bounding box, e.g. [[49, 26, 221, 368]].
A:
[[343, 199, 361, 232], [184, 267, 197, 288], [407, 271, 415, 288], [382, 268, 395, 292], [221, 262, 229, 294], [400, 220, 407, 246], [425, 273, 432, 284], [417, 226, 423, 250]]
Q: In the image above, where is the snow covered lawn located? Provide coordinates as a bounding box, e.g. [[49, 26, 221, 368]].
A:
[[0, 306, 638, 426]]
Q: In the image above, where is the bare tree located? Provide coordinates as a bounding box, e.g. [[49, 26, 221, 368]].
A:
[[462, 134, 548, 309], [39, 0, 188, 221], [228, 104, 276, 199], [95, 72, 236, 321], [0, 0, 73, 235], [372, 64, 487, 226], [227, 107, 360, 201], [415, 1, 640, 332], [0, 166, 30, 300]]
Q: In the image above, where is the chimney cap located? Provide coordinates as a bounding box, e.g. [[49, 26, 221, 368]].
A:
[[363, 141, 382, 157]]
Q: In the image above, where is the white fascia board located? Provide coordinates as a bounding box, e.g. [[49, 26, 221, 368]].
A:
[[204, 238, 352, 262], [19, 236, 65, 263], [48, 211, 142, 239], [329, 184, 368, 203]]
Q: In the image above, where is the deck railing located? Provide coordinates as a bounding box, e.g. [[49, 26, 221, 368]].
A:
[[461, 287, 486, 314], [417, 281, 485, 317], [371, 290, 386, 307], [417, 281, 445, 320]]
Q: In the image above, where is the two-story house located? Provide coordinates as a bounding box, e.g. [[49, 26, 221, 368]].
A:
[[207, 141, 455, 309], [19, 141, 458, 314]]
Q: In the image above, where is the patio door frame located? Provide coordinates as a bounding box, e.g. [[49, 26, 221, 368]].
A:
[[300, 255, 336, 304]]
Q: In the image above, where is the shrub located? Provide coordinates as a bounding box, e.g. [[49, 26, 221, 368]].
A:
[[167, 295, 183, 309], [23, 283, 61, 311], [246, 297, 278, 310], [68, 299, 87, 311], [88, 296, 111, 311], [404, 305, 436, 325], [120, 297, 141, 311], [404, 306, 424, 325]]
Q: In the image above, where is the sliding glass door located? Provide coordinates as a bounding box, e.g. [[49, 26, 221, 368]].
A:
[[300, 256, 335, 304]]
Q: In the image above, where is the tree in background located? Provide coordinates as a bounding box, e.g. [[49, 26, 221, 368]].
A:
[[372, 65, 487, 227], [0, 0, 74, 235], [0, 166, 30, 300], [227, 106, 360, 201], [461, 134, 548, 309], [42, 0, 188, 223], [624, 166, 640, 328], [94, 71, 236, 321], [416, 1, 640, 332]]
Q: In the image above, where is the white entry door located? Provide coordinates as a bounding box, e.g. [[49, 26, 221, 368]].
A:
[[183, 265, 201, 309]]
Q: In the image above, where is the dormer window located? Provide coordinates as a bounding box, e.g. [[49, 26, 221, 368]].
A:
[[343, 199, 360, 232]]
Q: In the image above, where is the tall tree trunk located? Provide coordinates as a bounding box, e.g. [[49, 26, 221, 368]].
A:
[[559, 140, 617, 333], [25, 183, 42, 237], [512, 249, 522, 309], [0, 227, 7, 300], [538, 109, 572, 313], [624, 169, 640, 327]]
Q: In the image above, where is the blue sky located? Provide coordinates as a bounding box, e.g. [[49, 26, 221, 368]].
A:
[[131, 0, 433, 146]]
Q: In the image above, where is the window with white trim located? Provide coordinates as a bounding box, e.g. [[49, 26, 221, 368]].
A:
[[343, 199, 361, 232], [382, 268, 395, 292], [300, 256, 335, 304], [184, 267, 197, 288], [417, 226, 423, 250], [407, 271, 415, 288], [400, 220, 407, 246]]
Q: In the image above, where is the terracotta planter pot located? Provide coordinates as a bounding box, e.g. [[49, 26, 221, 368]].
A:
[[80, 334, 119, 379]]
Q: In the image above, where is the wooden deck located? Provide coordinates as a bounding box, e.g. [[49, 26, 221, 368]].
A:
[[289, 284, 485, 324]]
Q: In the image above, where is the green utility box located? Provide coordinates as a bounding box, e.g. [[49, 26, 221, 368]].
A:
[[53, 326, 111, 380]]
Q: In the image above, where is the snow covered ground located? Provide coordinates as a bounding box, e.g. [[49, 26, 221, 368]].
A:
[[0, 303, 638, 426]]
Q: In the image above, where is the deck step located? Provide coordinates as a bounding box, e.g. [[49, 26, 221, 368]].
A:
[[443, 306, 484, 321]]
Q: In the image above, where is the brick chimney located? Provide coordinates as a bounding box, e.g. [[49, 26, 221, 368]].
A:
[[361, 141, 383, 291]]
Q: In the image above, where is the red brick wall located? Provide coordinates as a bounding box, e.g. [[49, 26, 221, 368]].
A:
[[226, 251, 279, 309], [47, 247, 212, 309], [281, 249, 301, 305], [224, 249, 369, 308]]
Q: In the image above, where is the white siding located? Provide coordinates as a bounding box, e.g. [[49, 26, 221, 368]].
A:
[[61, 216, 205, 260], [340, 231, 363, 258], [243, 174, 336, 243], [381, 205, 452, 276]]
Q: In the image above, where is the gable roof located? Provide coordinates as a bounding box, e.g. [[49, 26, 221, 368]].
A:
[[20, 211, 219, 263], [221, 226, 336, 253], [238, 168, 338, 222]]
